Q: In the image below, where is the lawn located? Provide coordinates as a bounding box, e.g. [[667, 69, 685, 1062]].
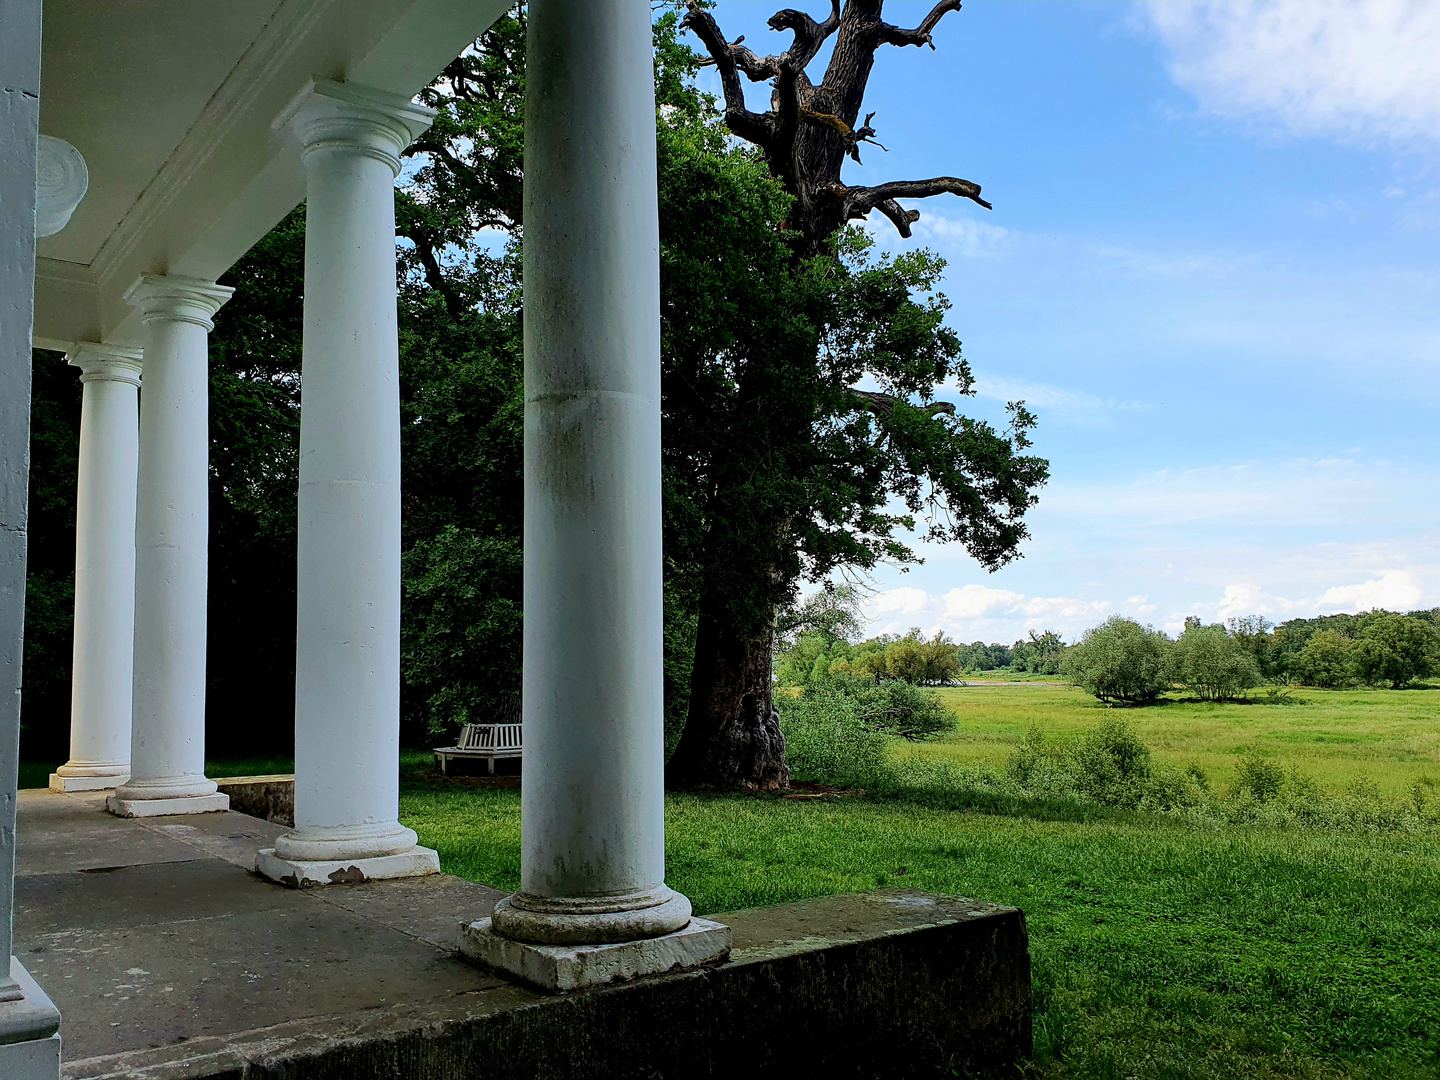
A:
[[899, 683, 1440, 797], [400, 773, 1440, 1080], [400, 685, 1440, 1079], [22, 686, 1440, 1078]]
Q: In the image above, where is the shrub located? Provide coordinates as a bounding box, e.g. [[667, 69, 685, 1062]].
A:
[[1061, 616, 1172, 704], [1293, 629, 1356, 688], [1351, 613, 1439, 689], [848, 679, 955, 740], [1172, 624, 1261, 701], [1236, 756, 1285, 803], [775, 685, 890, 788], [1070, 717, 1152, 803]]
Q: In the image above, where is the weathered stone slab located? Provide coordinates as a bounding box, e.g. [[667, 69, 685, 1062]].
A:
[[254, 844, 441, 888], [55, 890, 1031, 1079], [105, 792, 229, 818], [460, 915, 732, 991]]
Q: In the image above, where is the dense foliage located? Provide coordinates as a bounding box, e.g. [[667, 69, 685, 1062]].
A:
[[1170, 623, 1261, 701], [1060, 616, 1172, 705]]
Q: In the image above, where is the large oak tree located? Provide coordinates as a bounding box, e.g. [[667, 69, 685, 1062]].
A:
[[664, 0, 1047, 788]]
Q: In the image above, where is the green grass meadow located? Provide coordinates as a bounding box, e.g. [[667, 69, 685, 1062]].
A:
[[24, 684, 1439, 1077], [907, 682, 1440, 797], [401, 684, 1440, 1079]]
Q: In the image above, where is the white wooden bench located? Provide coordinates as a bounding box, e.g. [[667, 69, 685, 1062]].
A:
[[434, 701, 522, 776]]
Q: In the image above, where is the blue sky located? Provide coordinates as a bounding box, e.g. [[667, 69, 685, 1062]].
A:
[[691, 0, 1440, 643]]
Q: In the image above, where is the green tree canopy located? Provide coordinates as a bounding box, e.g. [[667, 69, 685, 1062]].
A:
[[1172, 624, 1261, 702], [1062, 616, 1172, 706], [1352, 613, 1439, 689]]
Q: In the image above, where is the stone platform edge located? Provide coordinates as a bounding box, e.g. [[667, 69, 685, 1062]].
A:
[[213, 774, 295, 827], [59, 889, 1032, 1080]]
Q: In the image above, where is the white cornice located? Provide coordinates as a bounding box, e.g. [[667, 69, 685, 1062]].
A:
[[88, 0, 338, 292], [35, 257, 98, 292]]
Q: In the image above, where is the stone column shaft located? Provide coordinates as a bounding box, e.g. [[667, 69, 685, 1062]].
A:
[[108, 275, 232, 818], [494, 0, 688, 946], [256, 80, 439, 886], [51, 345, 141, 792]]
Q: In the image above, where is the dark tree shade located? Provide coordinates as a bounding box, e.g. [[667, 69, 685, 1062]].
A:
[[19, 350, 81, 762], [206, 208, 305, 757]]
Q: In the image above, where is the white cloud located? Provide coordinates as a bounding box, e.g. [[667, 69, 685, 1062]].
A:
[[968, 374, 1148, 429], [1319, 570, 1427, 612], [1145, 0, 1440, 146], [908, 212, 1009, 257], [863, 584, 1119, 643]]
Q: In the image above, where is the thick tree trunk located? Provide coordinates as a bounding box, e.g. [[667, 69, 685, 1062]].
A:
[[666, 600, 789, 790]]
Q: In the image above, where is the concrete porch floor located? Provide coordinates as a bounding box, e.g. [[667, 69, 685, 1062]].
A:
[[15, 788, 1032, 1080], [15, 788, 508, 1076]]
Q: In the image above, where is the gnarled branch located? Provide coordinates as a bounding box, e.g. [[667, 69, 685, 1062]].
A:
[[830, 176, 991, 237], [682, 4, 777, 150], [690, 1, 841, 82], [877, 0, 963, 49]]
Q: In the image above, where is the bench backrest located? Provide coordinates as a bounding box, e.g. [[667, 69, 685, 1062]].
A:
[[459, 722, 523, 752]]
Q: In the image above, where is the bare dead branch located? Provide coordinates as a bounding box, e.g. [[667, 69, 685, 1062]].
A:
[[681, 4, 777, 149], [828, 174, 990, 236], [873, 198, 921, 237], [877, 0, 963, 49], [768, 2, 842, 70]]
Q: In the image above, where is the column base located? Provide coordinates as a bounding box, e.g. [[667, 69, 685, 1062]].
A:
[[255, 845, 440, 888], [460, 915, 731, 993], [105, 792, 229, 817], [0, 960, 61, 1079], [49, 771, 126, 792]]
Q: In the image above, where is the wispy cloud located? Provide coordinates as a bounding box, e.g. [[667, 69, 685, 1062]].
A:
[[967, 374, 1149, 429], [1144, 0, 1440, 147], [908, 211, 1009, 257], [866, 584, 1123, 642]]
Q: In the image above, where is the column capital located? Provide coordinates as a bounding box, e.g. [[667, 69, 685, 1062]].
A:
[[65, 342, 143, 387], [123, 274, 233, 331], [276, 78, 436, 178]]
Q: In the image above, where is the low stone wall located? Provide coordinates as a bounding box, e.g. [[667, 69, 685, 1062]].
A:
[[69, 888, 1031, 1079], [214, 774, 294, 827]]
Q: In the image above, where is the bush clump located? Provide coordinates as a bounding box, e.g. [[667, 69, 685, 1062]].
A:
[[775, 685, 890, 789], [1172, 624, 1261, 701], [1293, 629, 1356, 689], [844, 678, 956, 741], [1061, 616, 1172, 705]]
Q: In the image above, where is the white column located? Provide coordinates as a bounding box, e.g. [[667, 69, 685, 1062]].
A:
[[0, 0, 63, 1071], [50, 344, 141, 792], [459, 0, 729, 990], [255, 80, 439, 886], [107, 275, 232, 818]]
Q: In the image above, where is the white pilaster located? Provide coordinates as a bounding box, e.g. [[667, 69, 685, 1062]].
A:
[[255, 80, 439, 887], [1, 0, 64, 1070], [50, 344, 141, 793], [459, 0, 729, 988], [108, 275, 232, 818]]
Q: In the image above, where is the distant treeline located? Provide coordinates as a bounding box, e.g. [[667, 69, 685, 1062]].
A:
[[775, 596, 1440, 695], [1228, 608, 1440, 688]]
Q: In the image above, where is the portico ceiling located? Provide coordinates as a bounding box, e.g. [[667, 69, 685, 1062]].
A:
[[33, 0, 508, 352]]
